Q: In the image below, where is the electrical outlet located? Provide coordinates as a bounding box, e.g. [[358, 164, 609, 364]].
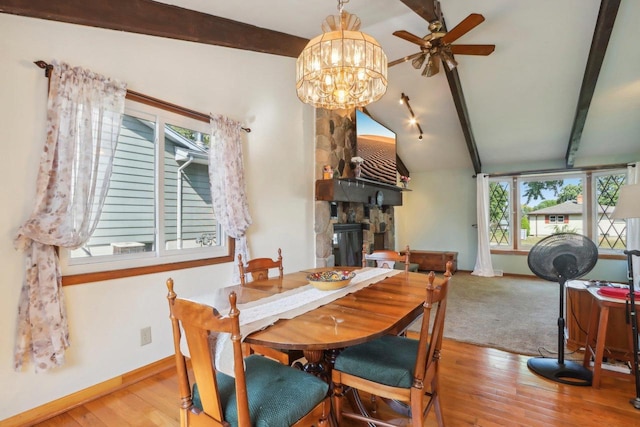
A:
[[140, 327, 152, 346]]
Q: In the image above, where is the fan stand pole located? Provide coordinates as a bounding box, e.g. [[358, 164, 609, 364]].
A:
[[527, 276, 593, 386], [624, 250, 640, 409]]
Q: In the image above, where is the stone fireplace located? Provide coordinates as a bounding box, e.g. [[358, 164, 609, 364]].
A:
[[314, 109, 398, 268]]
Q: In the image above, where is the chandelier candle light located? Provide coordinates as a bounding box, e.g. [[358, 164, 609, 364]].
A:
[[296, 0, 388, 110]]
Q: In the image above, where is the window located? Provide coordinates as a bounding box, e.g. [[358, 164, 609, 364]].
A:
[[488, 180, 511, 247], [489, 169, 627, 254], [547, 215, 565, 224], [61, 100, 233, 281], [594, 171, 627, 250]]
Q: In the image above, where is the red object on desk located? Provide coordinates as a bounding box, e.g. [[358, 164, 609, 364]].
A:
[[597, 287, 640, 299]]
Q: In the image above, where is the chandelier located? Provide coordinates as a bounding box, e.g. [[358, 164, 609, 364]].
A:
[[296, 0, 388, 110]]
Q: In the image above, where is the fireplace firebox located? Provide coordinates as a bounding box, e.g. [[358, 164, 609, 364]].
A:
[[332, 223, 364, 267]]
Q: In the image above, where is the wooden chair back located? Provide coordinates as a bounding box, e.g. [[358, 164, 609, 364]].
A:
[[237, 249, 304, 365], [413, 270, 450, 403], [331, 266, 451, 426], [363, 243, 411, 272], [166, 278, 249, 427], [167, 278, 330, 427], [238, 248, 283, 286]]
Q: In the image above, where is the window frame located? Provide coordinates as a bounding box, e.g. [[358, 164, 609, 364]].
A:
[[60, 98, 235, 286], [489, 169, 627, 259]]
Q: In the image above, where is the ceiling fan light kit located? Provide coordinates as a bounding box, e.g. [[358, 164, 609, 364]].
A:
[[296, 0, 387, 110], [390, 13, 494, 77]]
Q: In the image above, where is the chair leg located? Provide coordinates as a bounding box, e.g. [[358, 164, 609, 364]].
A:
[[431, 376, 444, 427], [433, 392, 444, 427], [410, 388, 423, 427], [315, 398, 329, 427], [332, 382, 344, 425]]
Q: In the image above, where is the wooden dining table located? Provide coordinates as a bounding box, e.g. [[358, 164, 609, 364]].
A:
[[191, 267, 441, 378]]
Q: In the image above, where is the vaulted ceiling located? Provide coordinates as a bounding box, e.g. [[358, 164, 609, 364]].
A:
[[3, 0, 639, 175]]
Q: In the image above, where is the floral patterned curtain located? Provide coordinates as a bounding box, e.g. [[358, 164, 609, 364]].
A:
[[208, 114, 252, 284], [13, 61, 126, 371]]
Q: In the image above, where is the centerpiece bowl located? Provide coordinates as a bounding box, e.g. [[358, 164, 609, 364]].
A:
[[307, 270, 356, 291]]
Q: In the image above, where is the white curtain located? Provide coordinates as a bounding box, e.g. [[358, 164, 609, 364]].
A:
[[208, 114, 252, 284], [13, 61, 126, 371], [472, 174, 497, 277], [627, 162, 640, 287]]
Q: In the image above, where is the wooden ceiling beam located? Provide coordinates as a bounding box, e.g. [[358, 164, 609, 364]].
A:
[[444, 67, 482, 174], [400, 0, 482, 174], [0, 0, 308, 58], [398, 0, 439, 23], [565, 0, 621, 168]]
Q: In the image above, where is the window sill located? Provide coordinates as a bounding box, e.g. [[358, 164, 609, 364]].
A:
[[490, 248, 626, 261], [61, 239, 235, 286]]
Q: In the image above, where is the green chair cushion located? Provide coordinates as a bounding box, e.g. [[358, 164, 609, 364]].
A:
[[334, 335, 419, 388], [394, 262, 419, 272], [192, 354, 328, 427]]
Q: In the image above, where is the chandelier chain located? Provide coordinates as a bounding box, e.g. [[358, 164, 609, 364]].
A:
[[337, 0, 349, 13]]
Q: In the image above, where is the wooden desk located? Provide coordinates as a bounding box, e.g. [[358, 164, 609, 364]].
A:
[[582, 287, 636, 388], [566, 282, 633, 354], [196, 268, 435, 377]]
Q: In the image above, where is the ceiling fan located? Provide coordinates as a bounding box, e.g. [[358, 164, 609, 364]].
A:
[[390, 13, 495, 77]]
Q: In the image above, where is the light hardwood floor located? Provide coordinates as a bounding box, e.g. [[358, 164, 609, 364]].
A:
[[34, 339, 640, 426]]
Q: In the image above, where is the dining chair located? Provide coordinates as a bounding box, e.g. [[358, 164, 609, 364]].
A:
[[363, 243, 411, 272], [238, 248, 283, 286], [237, 249, 304, 366], [331, 270, 450, 427], [166, 278, 330, 427]]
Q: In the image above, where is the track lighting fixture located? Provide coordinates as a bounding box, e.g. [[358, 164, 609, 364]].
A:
[[400, 92, 423, 140]]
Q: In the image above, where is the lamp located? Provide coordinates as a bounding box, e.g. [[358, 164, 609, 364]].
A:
[[295, 0, 387, 110], [611, 182, 640, 409], [399, 92, 423, 140]]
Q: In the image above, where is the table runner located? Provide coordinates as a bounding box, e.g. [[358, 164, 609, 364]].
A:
[[189, 267, 401, 376]]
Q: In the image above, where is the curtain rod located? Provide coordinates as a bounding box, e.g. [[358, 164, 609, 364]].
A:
[[34, 60, 251, 133], [474, 162, 634, 178]]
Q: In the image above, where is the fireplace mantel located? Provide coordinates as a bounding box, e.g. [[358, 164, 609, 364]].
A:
[[315, 178, 404, 206]]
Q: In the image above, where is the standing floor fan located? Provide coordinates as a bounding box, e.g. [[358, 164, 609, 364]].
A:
[[527, 233, 598, 386]]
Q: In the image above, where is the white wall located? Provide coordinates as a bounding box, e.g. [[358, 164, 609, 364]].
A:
[[395, 168, 478, 270], [0, 14, 315, 420]]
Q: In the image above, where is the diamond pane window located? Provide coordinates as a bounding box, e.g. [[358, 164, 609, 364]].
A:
[[489, 180, 510, 247], [595, 172, 626, 250], [485, 169, 627, 255]]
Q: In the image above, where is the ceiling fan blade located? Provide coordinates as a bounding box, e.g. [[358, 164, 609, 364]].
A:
[[441, 13, 485, 44], [393, 30, 431, 48], [388, 52, 424, 67], [450, 44, 495, 55]]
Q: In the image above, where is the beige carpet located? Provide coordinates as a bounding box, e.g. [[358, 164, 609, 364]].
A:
[[409, 271, 577, 358]]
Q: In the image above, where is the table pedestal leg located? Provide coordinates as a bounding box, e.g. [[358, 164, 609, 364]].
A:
[[302, 350, 328, 381]]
